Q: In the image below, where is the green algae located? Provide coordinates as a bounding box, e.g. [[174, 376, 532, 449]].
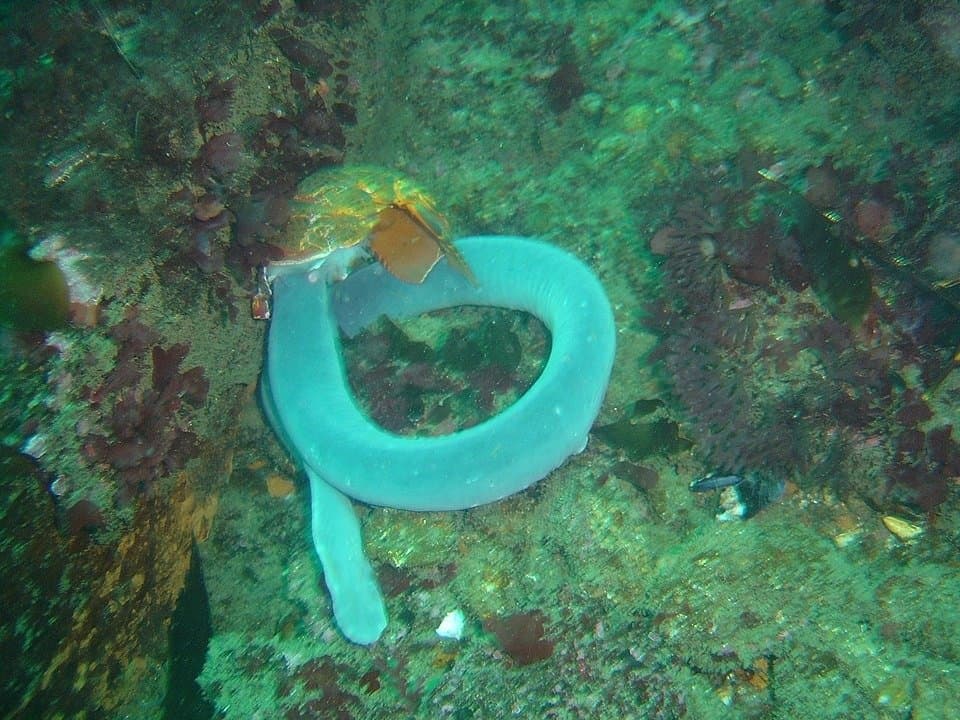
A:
[[777, 189, 874, 327], [594, 408, 691, 461]]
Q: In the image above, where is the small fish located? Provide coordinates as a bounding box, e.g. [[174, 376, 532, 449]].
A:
[[43, 147, 116, 188], [691, 472, 786, 521], [689, 474, 743, 492], [44, 147, 96, 188]]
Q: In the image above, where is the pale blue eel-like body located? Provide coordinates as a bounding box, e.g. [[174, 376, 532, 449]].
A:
[[261, 235, 616, 644]]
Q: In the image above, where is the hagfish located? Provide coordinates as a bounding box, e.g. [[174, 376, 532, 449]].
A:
[[261, 235, 617, 644]]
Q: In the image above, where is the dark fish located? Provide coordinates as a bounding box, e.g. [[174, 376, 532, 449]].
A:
[[689, 474, 743, 492], [691, 472, 786, 520]]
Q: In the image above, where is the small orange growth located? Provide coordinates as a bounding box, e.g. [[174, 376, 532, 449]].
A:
[[247, 458, 268, 471], [736, 656, 770, 691], [432, 647, 458, 670], [369, 205, 444, 283], [313, 78, 330, 99], [266, 474, 295, 498], [70, 300, 102, 328], [834, 511, 861, 533], [370, 202, 475, 285]]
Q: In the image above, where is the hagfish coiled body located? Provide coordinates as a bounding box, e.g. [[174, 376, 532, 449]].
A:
[[262, 235, 616, 644]]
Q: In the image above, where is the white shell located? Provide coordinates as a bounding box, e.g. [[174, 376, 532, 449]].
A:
[[435, 609, 466, 640]]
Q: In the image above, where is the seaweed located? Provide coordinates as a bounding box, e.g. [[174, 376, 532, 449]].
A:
[[84, 313, 209, 499], [595, 405, 691, 462], [484, 610, 556, 666], [777, 189, 873, 326]]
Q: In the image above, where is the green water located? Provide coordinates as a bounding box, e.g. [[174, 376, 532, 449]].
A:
[[2, 1, 959, 718]]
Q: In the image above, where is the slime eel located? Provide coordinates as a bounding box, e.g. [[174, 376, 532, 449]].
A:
[[261, 235, 616, 644]]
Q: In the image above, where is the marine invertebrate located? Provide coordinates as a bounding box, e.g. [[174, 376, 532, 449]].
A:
[[262, 236, 616, 643], [690, 472, 786, 521]]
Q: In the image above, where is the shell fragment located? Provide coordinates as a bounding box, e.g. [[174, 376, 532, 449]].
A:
[[436, 609, 466, 640], [881, 515, 924, 541]]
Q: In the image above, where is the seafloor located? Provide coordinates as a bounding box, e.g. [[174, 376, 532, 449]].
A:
[[2, 1, 960, 718]]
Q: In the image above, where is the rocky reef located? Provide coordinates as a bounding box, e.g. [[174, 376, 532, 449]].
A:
[[1, 0, 959, 718]]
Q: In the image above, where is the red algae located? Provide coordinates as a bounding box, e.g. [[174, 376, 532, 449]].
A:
[[485, 610, 556, 666]]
